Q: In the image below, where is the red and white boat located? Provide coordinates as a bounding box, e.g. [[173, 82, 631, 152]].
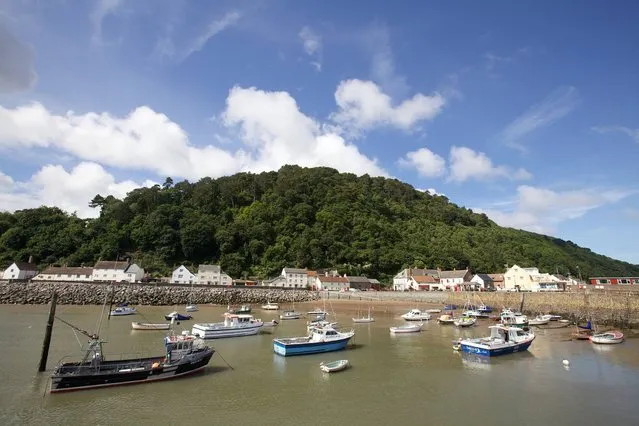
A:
[[590, 331, 624, 344]]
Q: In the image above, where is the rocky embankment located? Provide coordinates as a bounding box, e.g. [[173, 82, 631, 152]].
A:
[[445, 290, 639, 328], [0, 281, 319, 305]]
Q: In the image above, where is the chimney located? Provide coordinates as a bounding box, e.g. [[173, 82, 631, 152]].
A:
[[28, 255, 33, 264]]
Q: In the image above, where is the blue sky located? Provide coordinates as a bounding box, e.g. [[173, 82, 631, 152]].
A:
[[0, 0, 638, 264]]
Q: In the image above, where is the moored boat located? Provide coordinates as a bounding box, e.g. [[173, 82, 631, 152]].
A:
[[454, 316, 477, 327], [590, 331, 624, 344], [185, 304, 198, 312], [542, 314, 562, 321], [390, 323, 423, 334], [50, 331, 214, 393], [110, 305, 136, 316], [438, 313, 456, 324], [164, 311, 192, 321], [528, 316, 550, 326], [425, 308, 442, 314], [307, 320, 339, 332], [227, 304, 251, 314], [463, 310, 489, 319], [261, 302, 279, 310], [131, 322, 171, 331], [279, 310, 302, 320], [459, 325, 535, 356], [352, 306, 374, 323], [320, 359, 349, 373], [401, 309, 431, 321], [191, 313, 263, 339], [273, 326, 355, 356], [500, 310, 528, 327]]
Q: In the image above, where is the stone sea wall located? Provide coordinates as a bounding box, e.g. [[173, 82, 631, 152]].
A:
[[445, 290, 639, 328], [0, 281, 319, 306]]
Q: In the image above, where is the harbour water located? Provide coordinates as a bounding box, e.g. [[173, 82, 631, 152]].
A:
[[1, 303, 638, 425]]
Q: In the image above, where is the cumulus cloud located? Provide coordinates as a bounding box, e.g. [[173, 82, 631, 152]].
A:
[[475, 185, 634, 234], [0, 162, 156, 218], [0, 83, 389, 181], [299, 26, 322, 70], [331, 79, 445, 136], [448, 146, 532, 182], [398, 147, 446, 178], [0, 22, 37, 93]]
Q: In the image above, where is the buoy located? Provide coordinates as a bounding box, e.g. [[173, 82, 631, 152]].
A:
[[562, 359, 570, 366]]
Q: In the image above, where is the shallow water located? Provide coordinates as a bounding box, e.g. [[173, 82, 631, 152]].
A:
[[0, 303, 637, 426]]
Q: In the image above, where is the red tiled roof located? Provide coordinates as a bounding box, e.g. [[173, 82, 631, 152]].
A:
[[318, 276, 348, 283]]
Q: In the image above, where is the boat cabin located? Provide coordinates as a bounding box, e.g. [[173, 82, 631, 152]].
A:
[[488, 325, 528, 343], [164, 333, 204, 361], [223, 313, 260, 326]]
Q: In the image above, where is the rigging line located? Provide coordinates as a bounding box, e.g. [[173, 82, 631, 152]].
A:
[[94, 289, 110, 336]]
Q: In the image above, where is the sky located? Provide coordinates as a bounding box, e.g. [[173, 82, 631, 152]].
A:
[[0, 0, 638, 264]]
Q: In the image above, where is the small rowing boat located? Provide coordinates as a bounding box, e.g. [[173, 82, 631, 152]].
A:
[[390, 323, 423, 334], [320, 359, 349, 373], [590, 331, 624, 344], [131, 322, 170, 330]]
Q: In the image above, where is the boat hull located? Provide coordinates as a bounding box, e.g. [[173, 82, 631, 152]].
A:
[[131, 322, 170, 330], [460, 337, 534, 357], [191, 323, 263, 339], [50, 348, 214, 393], [164, 314, 192, 321], [352, 318, 375, 323], [320, 360, 349, 373], [273, 336, 352, 356]]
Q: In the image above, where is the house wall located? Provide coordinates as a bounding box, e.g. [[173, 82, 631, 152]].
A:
[[392, 269, 411, 291], [282, 269, 308, 288], [33, 272, 93, 282], [172, 266, 195, 284], [126, 264, 145, 282], [504, 266, 538, 291], [2, 263, 37, 280], [93, 268, 126, 282], [316, 278, 349, 291]]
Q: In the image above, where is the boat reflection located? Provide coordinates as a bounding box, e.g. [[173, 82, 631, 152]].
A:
[[460, 351, 536, 372]]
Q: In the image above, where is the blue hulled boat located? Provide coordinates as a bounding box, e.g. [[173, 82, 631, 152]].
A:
[[459, 325, 535, 357], [273, 326, 355, 356]]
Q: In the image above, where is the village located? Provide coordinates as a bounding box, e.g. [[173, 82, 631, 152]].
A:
[[2, 258, 638, 292]]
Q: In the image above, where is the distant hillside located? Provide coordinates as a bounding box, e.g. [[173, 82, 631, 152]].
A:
[[1, 165, 637, 282]]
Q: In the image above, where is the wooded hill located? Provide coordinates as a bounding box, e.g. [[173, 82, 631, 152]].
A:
[[1, 166, 637, 283]]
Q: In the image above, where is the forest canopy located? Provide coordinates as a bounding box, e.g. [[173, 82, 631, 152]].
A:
[[1, 165, 637, 283]]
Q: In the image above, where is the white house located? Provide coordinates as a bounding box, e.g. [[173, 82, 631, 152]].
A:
[[315, 275, 349, 291], [392, 268, 439, 291], [92, 260, 144, 283], [470, 274, 495, 291], [2, 262, 38, 280], [196, 264, 232, 285], [33, 266, 94, 282], [438, 269, 472, 289], [262, 276, 286, 287], [281, 267, 308, 288], [171, 265, 196, 284]]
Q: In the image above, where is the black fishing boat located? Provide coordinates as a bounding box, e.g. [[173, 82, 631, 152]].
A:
[[50, 320, 215, 393]]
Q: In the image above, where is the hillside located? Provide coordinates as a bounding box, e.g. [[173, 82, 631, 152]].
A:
[[1, 165, 637, 282]]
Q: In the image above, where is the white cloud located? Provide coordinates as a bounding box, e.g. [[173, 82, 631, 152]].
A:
[[501, 86, 580, 151], [475, 185, 634, 234], [299, 26, 322, 71], [222, 86, 387, 176], [448, 146, 532, 182], [0, 82, 389, 181], [0, 21, 37, 93], [89, 0, 124, 45], [180, 11, 241, 61], [398, 148, 446, 178], [331, 79, 445, 136], [0, 162, 156, 218], [592, 125, 639, 144], [416, 187, 445, 197]]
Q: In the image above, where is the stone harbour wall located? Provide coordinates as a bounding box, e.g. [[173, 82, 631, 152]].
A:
[[0, 281, 319, 306]]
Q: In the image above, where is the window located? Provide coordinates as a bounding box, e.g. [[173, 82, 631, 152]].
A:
[[598, 279, 609, 284], [112, 274, 117, 278], [178, 274, 183, 278], [619, 279, 629, 284]]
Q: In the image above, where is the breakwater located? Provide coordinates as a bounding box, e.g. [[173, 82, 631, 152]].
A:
[[0, 281, 319, 305], [445, 290, 639, 328]]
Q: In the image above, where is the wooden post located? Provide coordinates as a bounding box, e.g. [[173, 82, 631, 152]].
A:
[[38, 291, 58, 372], [519, 292, 525, 313]]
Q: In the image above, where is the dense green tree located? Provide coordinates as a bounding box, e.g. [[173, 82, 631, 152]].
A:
[[0, 166, 637, 281]]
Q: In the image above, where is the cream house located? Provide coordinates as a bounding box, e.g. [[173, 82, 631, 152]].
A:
[[504, 265, 561, 292], [171, 265, 196, 284], [33, 266, 94, 282], [196, 265, 231, 285], [392, 268, 439, 291], [2, 262, 38, 280], [315, 275, 349, 291], [438, 269, 472, 289]]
